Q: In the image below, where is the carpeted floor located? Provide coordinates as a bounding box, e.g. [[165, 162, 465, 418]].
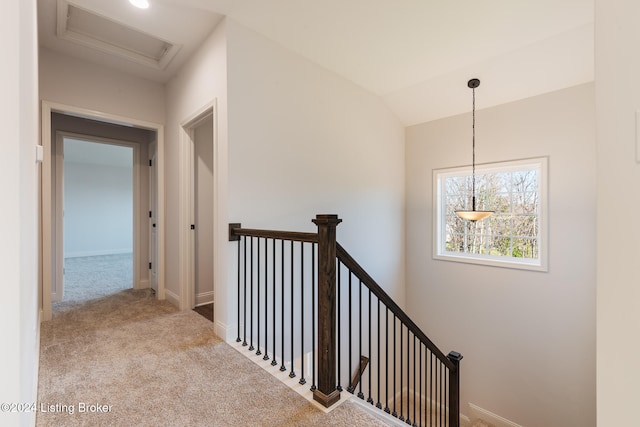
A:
[[37, 288, 390, 426], [41, 255, 490, 426], [55, 254, 133, 311]]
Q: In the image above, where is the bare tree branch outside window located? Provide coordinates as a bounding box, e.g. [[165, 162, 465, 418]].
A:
[[435, 158, 546, 269]]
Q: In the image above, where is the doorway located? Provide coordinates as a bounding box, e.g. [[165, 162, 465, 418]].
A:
[[181, 105, 215, 312], [57, 136, 135, 304], [41, 102, 166, 321], [191, 115, 215, 309]]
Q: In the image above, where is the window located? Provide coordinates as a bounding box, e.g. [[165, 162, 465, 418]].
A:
[[434, 157, 548, 271]]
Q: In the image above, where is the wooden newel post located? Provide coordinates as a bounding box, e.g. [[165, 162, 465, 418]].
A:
[[447, 351, 463, 427], [312, 214, 342, 407]]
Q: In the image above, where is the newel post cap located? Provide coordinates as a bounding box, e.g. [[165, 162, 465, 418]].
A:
[[447, 351, 463, 363], [312, 214, 342, 226]]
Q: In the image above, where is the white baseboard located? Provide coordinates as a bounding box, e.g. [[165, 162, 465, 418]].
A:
[[136, 279, 149, 290], [468, 403, 522, 427], [349, 397, 407, 426], [215, 320, 238, 343], [228, 340, 345, 414], [388, 386, 471, 426], [164, 289, 180, 308], [51, 290, 61, 303], [31, 309, 42, 427], [195, 291, 214, 306]]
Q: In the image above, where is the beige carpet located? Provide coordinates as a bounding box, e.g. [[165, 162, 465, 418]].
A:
[[56, 254, 133, 310], [37, 289, 390, 426]]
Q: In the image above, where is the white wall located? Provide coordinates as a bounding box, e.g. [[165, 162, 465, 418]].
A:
[[405, 84, 596, 427], [39, 48, 165, 124], [595, 1, 640, 425], [0, 0, 39, 426], [64, 148, 133, 257], [165, 18, 406, 339], [164, 19, 228, 315], [226, 19, 406, 303]]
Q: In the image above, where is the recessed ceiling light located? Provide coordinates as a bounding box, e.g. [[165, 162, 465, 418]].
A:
[[129, 0, 150, 9]]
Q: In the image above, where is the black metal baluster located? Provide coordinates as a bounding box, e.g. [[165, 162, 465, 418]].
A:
[[412, 334, 416, 426], [311, 243, 316, 391], [289, 240, 296, 378], [407, 333, 411, 426], [445, 361, 449, 427], [280, 239, 286, 372], [430, 352, 434, 427], [419, 342, 423, 427], [358, 280, 364, 400], [440, 362, 444, 427], [409, 334, 413, 427], [249, 237, 254, 352], [438, 358, 441, 427], [347, 271, 353, 394], [263, 238, 269, 361], [236, 237, 241, 343], [336, 260, 342, 392], [376, 297, 381, 409], [399, 323, 404, 421], [384, 307, 390, 414], [299, 241, 306, 385], [271, 238, 277, 366], [392, 314, 397, 418], [367, 288, 373, 404], [256, 238, 261, 356], [243, 237, 248, 347]]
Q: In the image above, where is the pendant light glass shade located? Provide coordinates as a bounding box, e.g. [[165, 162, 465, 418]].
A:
[[455, 78, 494, 222], [456, 207, 493, 222]]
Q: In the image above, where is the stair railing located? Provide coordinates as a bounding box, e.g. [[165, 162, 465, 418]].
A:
[[229, 214, 462, 426]]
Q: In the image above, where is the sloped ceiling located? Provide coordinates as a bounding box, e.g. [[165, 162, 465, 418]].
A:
[[38, 0, 594, 125]]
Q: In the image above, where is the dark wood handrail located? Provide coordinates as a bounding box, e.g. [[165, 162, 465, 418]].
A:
[[336, 242, 456, 371], [229, 224, 319, 243]]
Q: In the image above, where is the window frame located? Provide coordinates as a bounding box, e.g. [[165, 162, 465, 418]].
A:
[[433, 156, 549, 272]]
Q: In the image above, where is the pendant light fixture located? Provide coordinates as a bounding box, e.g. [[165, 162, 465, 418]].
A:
[[455, 78, 494, 222]]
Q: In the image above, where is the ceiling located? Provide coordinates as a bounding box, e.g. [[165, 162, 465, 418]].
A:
[[38, 0, 225, 83], [38, 0, 594, 125]]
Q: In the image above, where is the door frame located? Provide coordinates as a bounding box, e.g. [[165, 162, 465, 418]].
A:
[[148, 140, 158, 293], [54, 131, 140, 301], [41, 100, 166, 321], [180, 101, 216, 311]]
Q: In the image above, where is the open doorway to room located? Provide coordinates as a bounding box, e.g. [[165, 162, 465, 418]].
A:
[[41, 104, 165, 321], [182, 105, 215, 322], [56, 137, 135, 306]]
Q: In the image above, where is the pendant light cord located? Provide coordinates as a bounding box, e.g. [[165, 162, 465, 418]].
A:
[[471, 85, 476, 211]]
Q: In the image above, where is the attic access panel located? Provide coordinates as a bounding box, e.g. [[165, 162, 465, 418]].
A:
[[56, 0, 181, 70]]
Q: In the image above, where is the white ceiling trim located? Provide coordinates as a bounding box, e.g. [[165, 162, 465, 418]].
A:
[[56, 0, 181, 70]]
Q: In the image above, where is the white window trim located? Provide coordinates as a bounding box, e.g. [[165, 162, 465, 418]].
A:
[[433, 157, 549, 272]]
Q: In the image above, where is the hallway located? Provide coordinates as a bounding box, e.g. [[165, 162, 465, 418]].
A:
[[37, 289, 387, 426]]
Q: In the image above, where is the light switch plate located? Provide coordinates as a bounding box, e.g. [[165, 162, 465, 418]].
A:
[[36, 145, 44, 163], [637, 111, 640, 163]]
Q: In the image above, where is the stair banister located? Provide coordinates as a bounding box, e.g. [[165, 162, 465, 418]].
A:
[[229, 214, 462, 426], [311, 214, 342, 407]]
